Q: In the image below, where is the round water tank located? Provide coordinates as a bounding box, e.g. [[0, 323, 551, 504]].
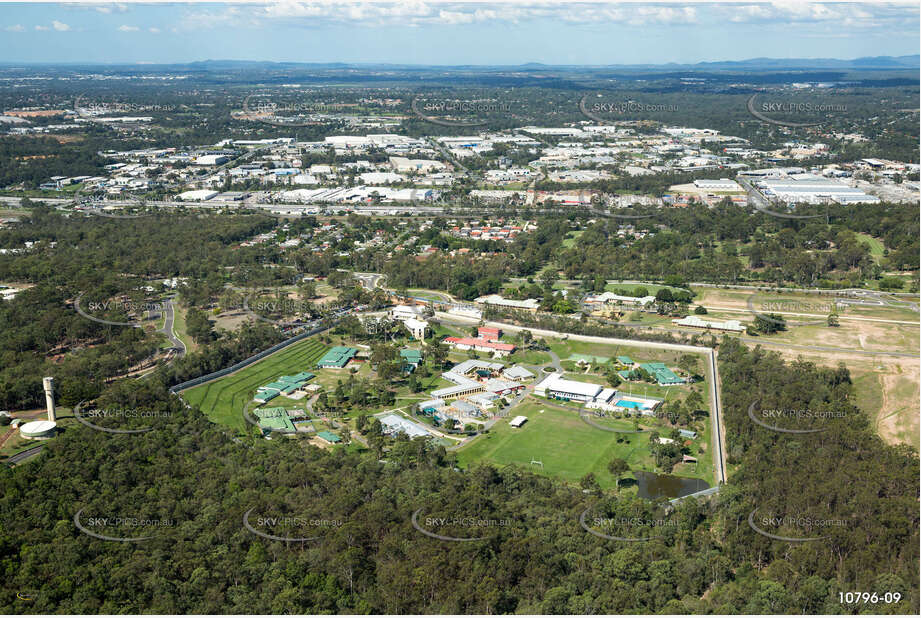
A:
[[19, 420, 57, 439]]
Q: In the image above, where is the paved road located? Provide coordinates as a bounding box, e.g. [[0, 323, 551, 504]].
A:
[[6, 444, 44, 466], [157, 296, 187, 356], [354, 272, 385, 290], [706, 348, 727, 484], [546, 349, 563, 372]]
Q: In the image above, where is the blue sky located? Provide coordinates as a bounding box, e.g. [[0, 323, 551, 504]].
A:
[[0, 1, 918, 65]]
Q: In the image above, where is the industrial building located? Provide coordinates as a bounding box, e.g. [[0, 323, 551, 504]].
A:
[[693, 178, 742, 191], [474, 294, 541, 312], [754, 173, 880, 204], [673, 315, 745, 332], [177, 189, 218, 201]]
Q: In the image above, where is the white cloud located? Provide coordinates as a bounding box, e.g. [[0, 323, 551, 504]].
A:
[[52, 20, 71, 32], [71, 2, 129, 14], [4, 24, 26, 32], [149, 27, 161, 34], [118, 25, 141, 32], [727, 2, 916, 28], [34, 25, 49, 31], [166, 1, 918, 33], [259, 2, 700, 27]]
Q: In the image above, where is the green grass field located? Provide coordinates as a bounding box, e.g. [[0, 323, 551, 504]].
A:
[[855, 233, 885, 263], [456, 402, 711, 490], [561, 230, 584, 248], [182, 338, 329, 432]]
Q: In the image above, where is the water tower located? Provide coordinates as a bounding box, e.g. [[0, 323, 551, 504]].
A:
[[42, 377, 55, 422]]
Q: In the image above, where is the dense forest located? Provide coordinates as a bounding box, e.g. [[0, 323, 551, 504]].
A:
[[555, 202, 919, 287], [0, 334, 916, 613], [0, 207, 280, 409]]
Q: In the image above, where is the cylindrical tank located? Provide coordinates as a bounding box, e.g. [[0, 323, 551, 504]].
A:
[[20, 420, 57, 439], [43, 377, 55, 422]]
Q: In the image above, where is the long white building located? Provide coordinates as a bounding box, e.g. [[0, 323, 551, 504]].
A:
[[755, 173, 880, 204]]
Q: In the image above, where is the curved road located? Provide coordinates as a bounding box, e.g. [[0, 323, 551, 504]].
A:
[[6, 444, 44, 466], [158, 296, 187, 356]]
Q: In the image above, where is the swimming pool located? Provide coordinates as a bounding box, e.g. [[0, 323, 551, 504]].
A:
[[615, 400, 643, 409]]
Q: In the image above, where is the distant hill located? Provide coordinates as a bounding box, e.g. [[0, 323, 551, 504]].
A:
[[179, 55, 921, 71]]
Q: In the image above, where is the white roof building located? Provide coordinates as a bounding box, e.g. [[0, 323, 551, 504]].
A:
[[379, 413, 431, 438], [474, 294, 541, 311], [585, 292, 657, 306], [403, 317, 429, 340], [693, 178, 742, 191], [360, 172, 404, 184], [673, 315, 745, 332], [534, 373, 608, 402], [391, 305, 425, 321], [177, 189, 218, 201]]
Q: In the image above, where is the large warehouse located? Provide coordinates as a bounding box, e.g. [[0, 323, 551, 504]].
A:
[[755, 174, 880, 204]]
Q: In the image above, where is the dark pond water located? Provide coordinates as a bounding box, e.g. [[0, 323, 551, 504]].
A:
[[633, 470, 710, 499]]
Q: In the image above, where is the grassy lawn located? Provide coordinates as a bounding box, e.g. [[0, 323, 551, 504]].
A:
[[456, 400, 712, 490], [456, 402, 655, 490], [405, 288, 451, 302], [0, 411, 79, 462], [604, 281, 689, 296], [855, 233, 885, 263], [181, 334, 455, 431], [182, 337, 330, 432], [548, 339, 701, 370], [171, 302, 196, 353], [561, 230, 584, 248]]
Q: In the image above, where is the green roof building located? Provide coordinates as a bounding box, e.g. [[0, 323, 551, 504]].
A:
[[400, 349, 423, 364], [639, 362, 685, 386], [254, 372, 316, 402], [254, 407, 296, 433], [317, 346, 358, 368], [400, 348, 423, 372], [616, 355, 634, 365], [317, 430, 341, 444]]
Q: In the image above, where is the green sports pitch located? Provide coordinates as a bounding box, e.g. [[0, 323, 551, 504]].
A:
[[455, 402, 714, 490], [181, 337, 329, 432]]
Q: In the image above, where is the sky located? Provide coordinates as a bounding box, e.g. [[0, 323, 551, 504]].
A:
[[0, 1, 918, 65]]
